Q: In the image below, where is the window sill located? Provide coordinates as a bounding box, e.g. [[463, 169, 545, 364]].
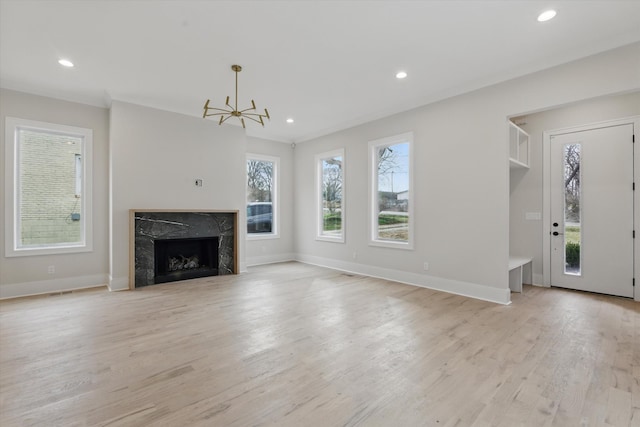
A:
[[247, 233, 279, 241], [316, 235, 345, 243], [6, 243, 92, 258], [368, 239, 413, 250]]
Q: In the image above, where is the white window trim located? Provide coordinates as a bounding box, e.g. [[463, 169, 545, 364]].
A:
[[315, 148, 345, 243], [4, 117, 93, 257], [246, 153, 280, 240], [368, 132, 414, 250]]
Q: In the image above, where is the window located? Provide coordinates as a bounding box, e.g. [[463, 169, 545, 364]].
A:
[[246, 154, 279, 238], [4, 117, 93, 257], [316, 149, 344, 242], [368, 132, 413, 249]]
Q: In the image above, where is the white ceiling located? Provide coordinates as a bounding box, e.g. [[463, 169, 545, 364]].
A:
[[1, 1, 639, 143]]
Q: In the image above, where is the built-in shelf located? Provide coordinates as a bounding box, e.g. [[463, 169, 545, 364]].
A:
[[509, 122, 530, 169], [509, 158, 529, 169]]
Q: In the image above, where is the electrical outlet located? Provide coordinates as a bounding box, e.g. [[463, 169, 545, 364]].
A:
[[423, 262, 429, 271], [353, 252, 357, 260], [47, 265, 55, 274]]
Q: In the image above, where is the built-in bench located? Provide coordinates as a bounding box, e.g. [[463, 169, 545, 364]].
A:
[[509, 257, 532, 293]]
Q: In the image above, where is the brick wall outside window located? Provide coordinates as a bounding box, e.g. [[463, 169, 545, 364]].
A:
[[18, 129, 82, 246]]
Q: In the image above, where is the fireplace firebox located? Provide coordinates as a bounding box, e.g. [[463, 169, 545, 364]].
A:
[[131, 210, 237, 289], [154, 237, 219, 284]]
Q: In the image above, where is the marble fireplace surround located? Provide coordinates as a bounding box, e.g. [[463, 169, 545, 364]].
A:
[[129, 210, 238, 289]]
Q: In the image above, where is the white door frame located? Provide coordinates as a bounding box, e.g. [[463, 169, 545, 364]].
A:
[[542, 116, 639, 301]]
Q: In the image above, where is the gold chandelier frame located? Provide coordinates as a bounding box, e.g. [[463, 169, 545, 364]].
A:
[[202, 65, 270, 128]]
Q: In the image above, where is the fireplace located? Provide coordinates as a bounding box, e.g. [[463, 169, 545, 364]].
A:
[[130, 210, 237, 288], [154, 237, 219, 284]]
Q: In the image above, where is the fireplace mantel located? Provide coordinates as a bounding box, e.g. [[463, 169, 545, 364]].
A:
[[129, 210, 238, 289]]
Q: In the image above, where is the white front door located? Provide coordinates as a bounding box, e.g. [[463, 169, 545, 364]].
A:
[[550, 123, 634, 298]]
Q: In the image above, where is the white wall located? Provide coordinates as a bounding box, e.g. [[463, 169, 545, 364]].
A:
[[245, 136, 295, 267], [108, 101, 247, 290], [0, 89, 110, 298], [510, 92, 640, 285], [294, 90, 512, 303], [293, 42, 640, 304]]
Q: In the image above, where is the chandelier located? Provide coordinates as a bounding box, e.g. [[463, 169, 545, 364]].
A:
[[202, 65, 270, 128]]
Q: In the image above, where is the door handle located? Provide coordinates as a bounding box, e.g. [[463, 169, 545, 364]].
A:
[[552, 231, 564, 236]]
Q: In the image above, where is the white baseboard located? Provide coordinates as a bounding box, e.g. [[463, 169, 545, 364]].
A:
[[239, 261, 248, 273], [295, 254, 512, 305], [108, 275, 130, 292], [1, 255, 512, 304], [246, 252, 295, 268], [0, 274, 108, 300]]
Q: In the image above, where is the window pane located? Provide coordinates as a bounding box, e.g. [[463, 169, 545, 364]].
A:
[[376, 142, 409, 242], [563, 143, 581, 275], [18, 129, 84, 247], [321, 155, 343, 237], [246, 159, 273, 234]]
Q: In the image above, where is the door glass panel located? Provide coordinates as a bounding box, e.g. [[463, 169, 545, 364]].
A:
[[563, 143, 581, 275]]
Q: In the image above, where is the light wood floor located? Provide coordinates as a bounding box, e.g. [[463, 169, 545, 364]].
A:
[[1, 262, 638, 427]]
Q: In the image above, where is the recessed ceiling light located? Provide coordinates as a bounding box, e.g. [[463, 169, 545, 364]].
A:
[[396, 71, 407, 79], [286, 118, 294, 124], [58, 59, 74, 67], [537, 10, 557, 22]]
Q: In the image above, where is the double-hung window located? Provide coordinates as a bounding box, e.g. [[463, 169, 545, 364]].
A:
[[4, 117, 93, 256]]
